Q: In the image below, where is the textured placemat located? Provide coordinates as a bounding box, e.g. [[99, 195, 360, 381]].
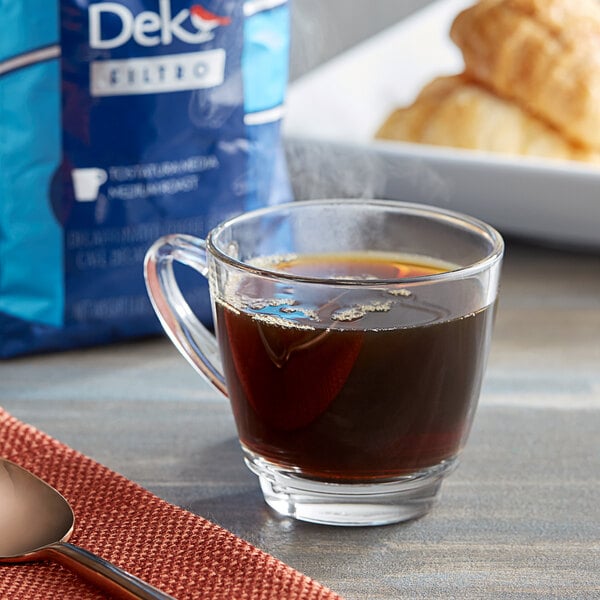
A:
[[0, 407, 343, 600]]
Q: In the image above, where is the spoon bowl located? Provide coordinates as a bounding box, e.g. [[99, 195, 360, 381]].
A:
[[0, 458, 174, 599]]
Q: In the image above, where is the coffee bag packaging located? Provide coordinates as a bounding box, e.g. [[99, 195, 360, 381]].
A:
[[0, 0, 291, 357]]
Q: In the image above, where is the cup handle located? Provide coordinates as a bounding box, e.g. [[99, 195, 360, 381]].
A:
[[144, 234, 228, 397]]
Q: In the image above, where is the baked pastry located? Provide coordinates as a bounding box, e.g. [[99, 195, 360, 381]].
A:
[[375, 75, 600, 163], [450, 0, 600, 148]]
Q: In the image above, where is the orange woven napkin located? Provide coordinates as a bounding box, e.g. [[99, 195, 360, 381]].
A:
[[0, 407, 343, 600]]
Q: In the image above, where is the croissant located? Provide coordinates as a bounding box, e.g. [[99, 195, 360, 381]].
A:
[[375, 75, 600, 163], [450, 0, 600, 149]]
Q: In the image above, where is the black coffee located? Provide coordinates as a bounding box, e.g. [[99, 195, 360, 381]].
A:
[[215, 252, 495, 482]]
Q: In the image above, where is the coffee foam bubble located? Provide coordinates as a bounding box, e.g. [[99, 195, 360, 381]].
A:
[[331, 299, 393, 323], [250, 313, 316, 330], [223, 293, 320, 330]]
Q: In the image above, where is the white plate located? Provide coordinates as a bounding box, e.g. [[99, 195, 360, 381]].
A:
[[284, 0, 600, 250]]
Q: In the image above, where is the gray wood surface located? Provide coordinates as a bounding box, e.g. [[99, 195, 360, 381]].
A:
[[3, 239, 599, 599], [2, 1, 600, 598]]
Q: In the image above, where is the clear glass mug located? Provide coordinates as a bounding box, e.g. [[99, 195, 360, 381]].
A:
[[144, 199, 504, 526]]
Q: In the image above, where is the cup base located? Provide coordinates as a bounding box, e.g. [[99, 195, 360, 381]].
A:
[[243, 449, 458, 526]]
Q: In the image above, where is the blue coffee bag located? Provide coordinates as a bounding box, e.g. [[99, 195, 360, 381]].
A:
[[0, 0, 291, 357]]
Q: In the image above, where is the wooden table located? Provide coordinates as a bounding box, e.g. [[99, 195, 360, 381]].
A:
[[2, 238, 599, 599]]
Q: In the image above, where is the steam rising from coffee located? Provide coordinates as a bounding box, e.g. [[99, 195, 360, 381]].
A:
[[287, 2, 452, 205], [285, 139, 451, 205]]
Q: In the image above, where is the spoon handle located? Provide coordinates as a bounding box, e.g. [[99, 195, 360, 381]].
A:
[[42, 542, 175, 600]]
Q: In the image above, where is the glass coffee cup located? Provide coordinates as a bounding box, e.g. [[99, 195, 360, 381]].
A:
[[144, 199, 503, 526]]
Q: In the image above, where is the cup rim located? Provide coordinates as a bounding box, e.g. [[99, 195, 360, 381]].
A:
[[207, 199, 504, 286]]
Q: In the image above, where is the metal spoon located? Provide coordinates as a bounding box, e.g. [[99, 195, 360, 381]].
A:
[[0, 458, 175, 599]]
